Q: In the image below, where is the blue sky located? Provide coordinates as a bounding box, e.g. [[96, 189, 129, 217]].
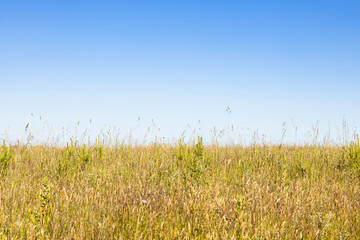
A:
[[1, 1, 360, 144]]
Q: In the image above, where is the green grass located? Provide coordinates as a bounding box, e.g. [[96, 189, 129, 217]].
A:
[[0, 138, 360, 239]]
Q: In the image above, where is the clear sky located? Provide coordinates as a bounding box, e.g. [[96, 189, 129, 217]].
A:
[[1, 0, 360, 145]]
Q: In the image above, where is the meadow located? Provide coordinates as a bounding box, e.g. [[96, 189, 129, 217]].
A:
[[1, 136, 360, 239]]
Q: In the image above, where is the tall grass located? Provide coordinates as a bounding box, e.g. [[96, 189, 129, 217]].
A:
[[0, 134, 360, 239]]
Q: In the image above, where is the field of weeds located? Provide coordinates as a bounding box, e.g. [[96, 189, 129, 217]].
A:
[[1, 137, 360, 239]]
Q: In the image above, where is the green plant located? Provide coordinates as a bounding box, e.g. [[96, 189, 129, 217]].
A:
[[194, 136, 204, 158], [295, 155, 307, 178], [79, 144, 91, 170], [39, 178, 52, 222], [347, 135, 360, 178], [176, 138, 186, 162], [188, 137, 204, 183], [30, 177, 53, 238], [233, 195, 246, 219], [94, 137, 104, 158], [0, 140, 13, 177]]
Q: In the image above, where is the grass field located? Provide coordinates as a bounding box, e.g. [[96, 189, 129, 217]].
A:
[[1, 137, 360, 239]]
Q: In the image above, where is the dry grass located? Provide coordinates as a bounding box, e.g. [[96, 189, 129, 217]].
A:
[[1, 138, 360, 239]]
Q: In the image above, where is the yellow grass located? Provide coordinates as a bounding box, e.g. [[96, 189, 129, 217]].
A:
[[1, 138, 360, 239]]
